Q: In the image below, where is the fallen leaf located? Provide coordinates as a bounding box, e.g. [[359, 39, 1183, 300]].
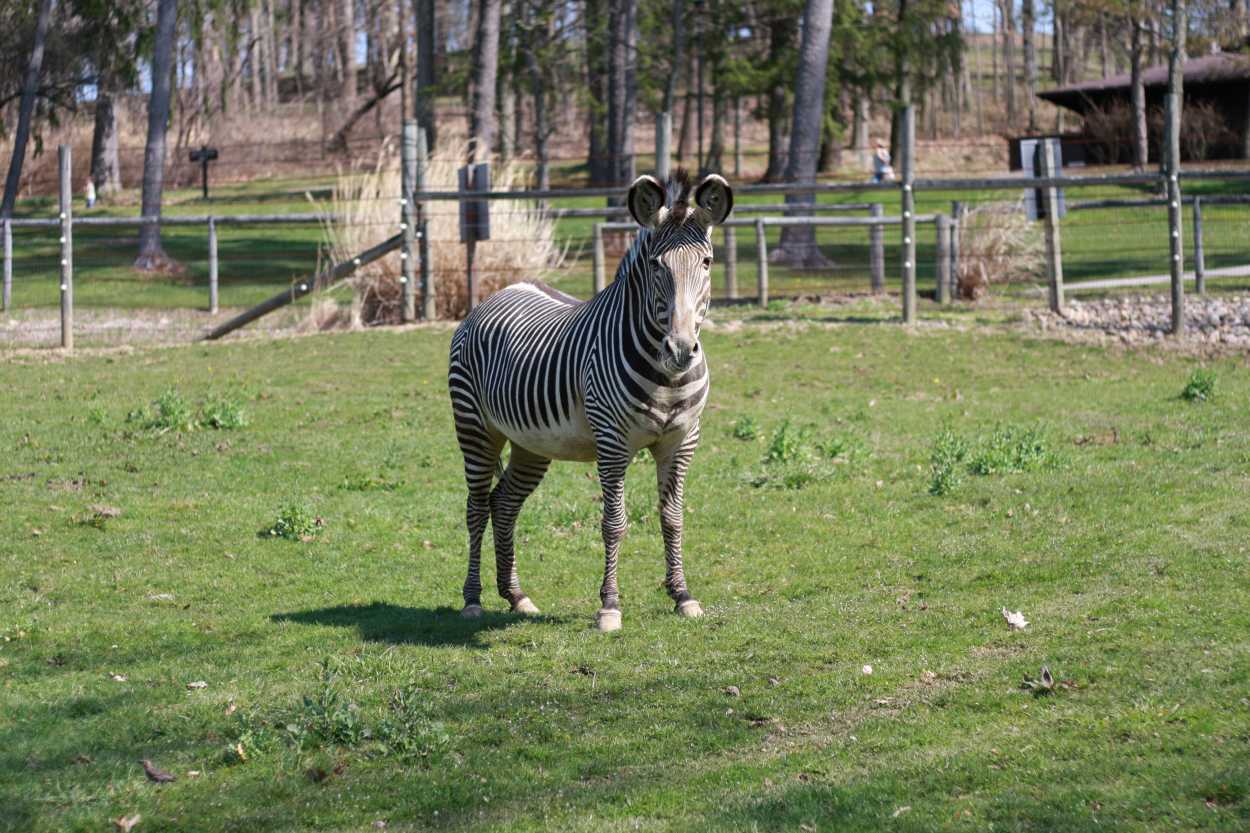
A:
[[224, 701, 237, 716], [114, 814, 142, 832], [110, 673, 128, 682], [862, 664, 873, 675], [186, 680, 208, 690], [892, 806, 912, 818], [1002, 608, 1029, 630], [72, 754, 93, 764], [373, 823, 388, 830], [723, 685, 740, 697], [767, 676, 781, 686], [920, 670, 938, 685], [147, 593, 175, 602], [187, 770, 201, 777]]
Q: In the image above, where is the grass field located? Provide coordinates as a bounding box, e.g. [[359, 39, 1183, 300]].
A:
[[2, 304, 1249, 832]]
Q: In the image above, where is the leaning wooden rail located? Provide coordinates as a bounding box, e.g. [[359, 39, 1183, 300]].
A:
[[201, 233, 402, 341], [4, 212, 335, 228]]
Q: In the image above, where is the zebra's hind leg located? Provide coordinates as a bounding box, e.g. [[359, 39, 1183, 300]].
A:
[[455, 419, 504, 619], [654, 424, 704, 619], [594, 444, 631, 632], [490, 444, 551, 614]]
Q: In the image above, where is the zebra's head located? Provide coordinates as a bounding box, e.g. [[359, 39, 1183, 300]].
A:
[[626, 170, 734, 375]]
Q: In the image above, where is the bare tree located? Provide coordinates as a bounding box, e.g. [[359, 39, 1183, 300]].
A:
[[1131, 12, 1148, 169], [90, 83, 122, 197], [606, 0, 638, 185], [770, 0, 834, 268], [1, 0, 55, 219], [135, 0, 180, 272], [1023, 0, 1037, 132], [415, 0, 438, 149], [469, 0, 502, 162]]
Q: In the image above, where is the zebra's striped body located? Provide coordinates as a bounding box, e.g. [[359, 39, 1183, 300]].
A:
[[447, 172, 733, 630]]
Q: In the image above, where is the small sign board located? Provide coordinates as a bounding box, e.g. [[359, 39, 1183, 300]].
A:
[[1023, 138, 1066, 222], [458, 163, 491, 243]]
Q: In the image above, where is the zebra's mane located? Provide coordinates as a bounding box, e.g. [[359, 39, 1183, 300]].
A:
[[663, 169, 694, 226]]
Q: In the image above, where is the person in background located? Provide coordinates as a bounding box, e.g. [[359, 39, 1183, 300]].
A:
[[85, 178, 97, 208], [872, 140, 895, 183]]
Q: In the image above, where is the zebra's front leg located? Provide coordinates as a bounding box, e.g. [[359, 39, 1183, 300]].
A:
[[654, 424, 703, 618], [490, 445, 550, 614], [594, 448, 631, 632]]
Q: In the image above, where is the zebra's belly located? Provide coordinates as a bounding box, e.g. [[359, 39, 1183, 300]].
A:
[[496, 414, 599, 462]]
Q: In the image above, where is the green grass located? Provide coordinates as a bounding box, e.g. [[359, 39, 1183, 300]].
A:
[[2, 308, 1249, 831]]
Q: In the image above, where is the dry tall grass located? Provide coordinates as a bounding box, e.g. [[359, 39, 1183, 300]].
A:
[[955, 200, 1045, 300], [319, 136, 565, 324]]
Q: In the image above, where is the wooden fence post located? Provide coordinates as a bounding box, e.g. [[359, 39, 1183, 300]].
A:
[[899, 106, 916, 323], [869, 203, 885, 293], [416, 128, 435, 320], [1038, 139, 1065, 314], [401, 120, 418, 322], [723, 225, 737, 299], [1192, 196, 1205, 295], [2, 218, 11, 312], [935, 214, 951, 305], [1165, 92, 1184, 334], [208, 216, 219, 314], [592, 222, 605, 294], [59, 144, 73, 350], [755, 218, 769, 307], [656, 111, 672, 182]]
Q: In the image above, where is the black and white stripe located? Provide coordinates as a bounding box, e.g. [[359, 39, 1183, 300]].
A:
[[446, 171, 734, 629]]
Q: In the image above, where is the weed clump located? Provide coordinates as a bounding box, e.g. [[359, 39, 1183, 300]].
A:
[[127, 389, 249, 433], [928, 423, 1058, 496], [928, 429, 969, 496], [1181, 368, 1216, 402], [969, 425, 1051, 475], [747, 420, 864, 489], [732, 415, 760, 441], [267, 504, 324, 541]]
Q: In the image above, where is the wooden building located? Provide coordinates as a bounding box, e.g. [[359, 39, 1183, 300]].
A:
[[1038, 52, 1250, 162]]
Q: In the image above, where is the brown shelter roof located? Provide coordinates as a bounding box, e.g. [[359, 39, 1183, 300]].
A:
[[1039, 52, 1250, 110]]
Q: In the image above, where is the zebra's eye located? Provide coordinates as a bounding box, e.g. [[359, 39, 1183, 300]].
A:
[[702, 257, 712, 269]]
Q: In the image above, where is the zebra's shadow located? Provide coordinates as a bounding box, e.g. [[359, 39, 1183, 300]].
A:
[[270, 601, 570, 648]]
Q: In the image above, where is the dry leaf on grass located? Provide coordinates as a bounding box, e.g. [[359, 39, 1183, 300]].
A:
[[114, 814, 141, 832], [186, 680, 208, 690]]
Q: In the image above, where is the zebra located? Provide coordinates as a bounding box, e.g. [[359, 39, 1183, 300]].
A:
[[447, 170, 733, 632]]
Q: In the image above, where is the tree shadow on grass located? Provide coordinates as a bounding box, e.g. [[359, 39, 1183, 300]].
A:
[[270, 601, 570, 648]]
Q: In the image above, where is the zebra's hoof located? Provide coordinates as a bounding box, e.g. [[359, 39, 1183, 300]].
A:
[[676, 599, 704, 618], [512, 597, 540, 615], [461, 604, 484, 619], [596, 608, 622, 632]]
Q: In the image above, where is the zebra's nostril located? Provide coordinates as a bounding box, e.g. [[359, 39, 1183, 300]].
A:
[[691, 342, 699, 354]]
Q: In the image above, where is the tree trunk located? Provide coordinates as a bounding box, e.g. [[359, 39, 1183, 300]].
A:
[[1131, 16, 1148, 170], [1168, 0, 1185, 161], [607, 0, 638, 186], [415, 0, 438, 149], [1100, 13, 1110, 78], [136, 0, 180, 272], [469, 0, 502, 163], [339, 0, 356, 102], [585, 0, 610, 184], [771, 0, 834, 268], [1, 0, 55, 218], [889, 0, 911, 167], [706, 79, 726, 173], [1001, 0, 1015, 124], [676, 50, 695, 164], [762, 16, 795, 183], [90, 85, 122, 197], [1023, 0, 1036, 132], [499, 58, 516, 161]]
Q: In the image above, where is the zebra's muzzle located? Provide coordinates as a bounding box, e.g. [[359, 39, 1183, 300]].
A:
[[662, 335, 699, 373]]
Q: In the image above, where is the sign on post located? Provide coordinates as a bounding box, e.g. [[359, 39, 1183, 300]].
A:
[[1023, 138, 1065, 222], [458, 163, 491, 243], [189, 145, 219, 200], [459, 163, 491, 312]]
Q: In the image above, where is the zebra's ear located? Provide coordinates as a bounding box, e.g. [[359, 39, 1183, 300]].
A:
[[693, 174, 733, 227], [627, 175, 667, 228]]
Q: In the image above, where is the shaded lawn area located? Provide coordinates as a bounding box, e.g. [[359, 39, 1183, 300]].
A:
[[1, 307, 1248, 831]]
